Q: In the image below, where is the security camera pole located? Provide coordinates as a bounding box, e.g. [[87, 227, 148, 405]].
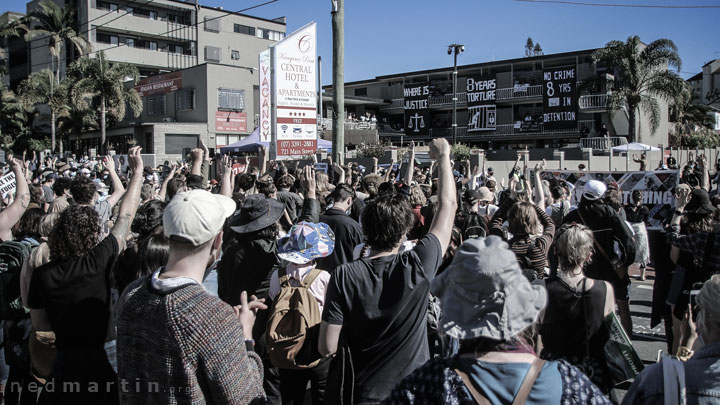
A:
[[331, 0, 344, 164], [448, 43, 464, 146]]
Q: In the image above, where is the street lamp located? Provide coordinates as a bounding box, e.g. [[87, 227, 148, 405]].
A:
[[448, 44, 464, 145]]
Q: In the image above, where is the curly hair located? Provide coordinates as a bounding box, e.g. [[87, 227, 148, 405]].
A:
[[52, 177, 72, 197], [361, 193, 414, 251], [362, 174, 383, 198], [131, 200, 167, 238], [49, 205, 100, 261], [276, 174, 294, 190], [70, 176, 97, 205], [408, 185, 427, 207], [555, 223, 594, 272], [235, 173, 256, 193]]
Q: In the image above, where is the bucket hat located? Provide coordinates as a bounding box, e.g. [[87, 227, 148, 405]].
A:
[[477, 187, 494, 202], [277, 221, 335, 264], [230, 194, 285, 234], [431, 236, 547, 341]]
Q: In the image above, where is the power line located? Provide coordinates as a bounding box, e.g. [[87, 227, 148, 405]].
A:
[[26, 0, 156, 53], [512, 0, 720, 8], [29, 0, 279, 69]]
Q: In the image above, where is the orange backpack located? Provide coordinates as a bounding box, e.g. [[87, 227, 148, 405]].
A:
[[267, 267, 323, 369]]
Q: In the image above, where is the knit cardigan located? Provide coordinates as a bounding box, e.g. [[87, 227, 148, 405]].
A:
[[116, 275, 265, 404]]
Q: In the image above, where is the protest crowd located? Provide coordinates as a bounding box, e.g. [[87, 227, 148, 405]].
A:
[[0, 137, 717, 405]]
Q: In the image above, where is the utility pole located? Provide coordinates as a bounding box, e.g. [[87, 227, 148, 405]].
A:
[[448, 44, 464, 145], [318, 55, 322, 126], [331, 0, 344, 163]]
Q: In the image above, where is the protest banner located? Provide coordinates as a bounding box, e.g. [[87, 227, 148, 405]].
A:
[[466, 75, 497, 131], [543, 66, 578, 131], [403, 82, 430, 136], [540, 170, 679, 230]]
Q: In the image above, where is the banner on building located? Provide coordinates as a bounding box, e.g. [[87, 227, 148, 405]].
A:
[[540, 170, 679, 230], [134, 72, 182, 97], [542, 66, 578, 130], [272, 22, 317, 158], [466, 75, 497, 131], [0, 172, 16, 199], [259, 50, 272, 142], [216, 111, 247, 133], [403, 82, 430, 136]]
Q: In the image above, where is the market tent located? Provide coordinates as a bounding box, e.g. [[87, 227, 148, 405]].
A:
[[219, 128, 332, 154], [612, 142, 661, 152]]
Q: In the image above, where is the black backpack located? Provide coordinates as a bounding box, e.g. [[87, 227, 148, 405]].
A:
[[0, 240, 37, 321]]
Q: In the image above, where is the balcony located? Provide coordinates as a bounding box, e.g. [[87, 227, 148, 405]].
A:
[[580, 136, 627, 151], [380, 120, 596, 140], [579, 94, 608, 112], [429, 92, 467, 106]]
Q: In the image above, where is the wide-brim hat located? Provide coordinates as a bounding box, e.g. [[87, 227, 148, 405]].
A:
[[57, 163, 71, 173], [431, 236, 547, 342], [277, 221, 335, 264], [230, 194, 285, 234], [477, 187, 494, 202], [685, 188, 715, 215]]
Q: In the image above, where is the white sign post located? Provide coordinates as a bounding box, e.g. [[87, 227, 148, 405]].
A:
[[271, 22, 318, 159]]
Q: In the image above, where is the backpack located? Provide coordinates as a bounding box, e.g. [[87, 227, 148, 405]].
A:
[[0, 240, 37, 321], [267, 267, 323, 370], [462, 213, 487, 240], [550, 201, 570, 228]]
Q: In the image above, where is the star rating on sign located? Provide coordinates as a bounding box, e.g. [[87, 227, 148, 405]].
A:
[[288, 112, 307, 117]]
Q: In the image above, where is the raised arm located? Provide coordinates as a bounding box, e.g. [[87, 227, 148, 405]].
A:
[[219, 155, 233, 197], [110, 146, 144, 252], [427, 138, 457, 251], [533, 160, 546, 211], [190, 148, 203, 176], [403, 141, 415, 185], [157, 163, 177, 201], [103, 155, 126, 208], [0, 158, 29, 241]]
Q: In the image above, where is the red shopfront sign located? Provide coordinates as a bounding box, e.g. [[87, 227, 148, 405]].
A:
[[216, 111, 247, 133], [134, 72, 182, 97]]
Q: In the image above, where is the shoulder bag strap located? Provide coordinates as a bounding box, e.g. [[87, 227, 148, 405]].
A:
[[452, 358, 492, 405], [581, 278, 591, 359], [512, 357, 547, 405], [277, 267, 291, 287], [301, 268, 323, 288]]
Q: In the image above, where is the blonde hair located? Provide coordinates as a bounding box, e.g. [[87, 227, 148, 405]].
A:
[[315, 172, 331, 195], [408, 185, 427, 207], [507, 202, 539, 236], [698, 274, 720, 327], [555, 223, 594, 271]]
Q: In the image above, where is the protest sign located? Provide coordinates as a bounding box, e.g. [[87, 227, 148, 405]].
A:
[[0, 172, 16, 199], [403, 82, 430, 136], [543, 66, 578, 131], [540, 170, 679, 230]]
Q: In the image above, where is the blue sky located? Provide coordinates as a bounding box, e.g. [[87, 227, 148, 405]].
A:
[[3, 0, 718, 84]]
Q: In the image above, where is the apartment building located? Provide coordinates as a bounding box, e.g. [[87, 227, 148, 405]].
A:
[[71, 62, 260, 162], [10, 0, 286, 158], [324, 48, 670, 149]]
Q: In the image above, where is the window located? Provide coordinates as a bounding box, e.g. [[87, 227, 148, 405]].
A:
[[205, 46, 221, 62], [147, 95, 166, 116], [354, 88, 367, 97], [170, 44, 184, 54], [204, 17, 220, 33], [149, 41, 157, 51], [110, 35, 119, 45], [149, 10, 157, 20], [176, 90, 195, 111], [109, 3, 118, 11], [218, 88, 245, 110], [231, 50, 240, 60], [126, 38, 135, 48], [256, 28, 284, 41], [126, 6, 133, 15], [165, 134, 198, 154], [233, 24, 255, 36]]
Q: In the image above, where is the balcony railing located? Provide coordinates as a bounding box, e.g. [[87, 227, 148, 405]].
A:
[[580, 136, 627, 150], [429, 92, 467, 106], [319, 118, 377, 130], [380, 120, 596, 139], [496, 85, 543, 101], [428, 127, 468, 137], [579, 94, 608, 110]]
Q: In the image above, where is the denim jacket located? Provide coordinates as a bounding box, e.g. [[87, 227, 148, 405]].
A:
[[622, 343, 720, 405]]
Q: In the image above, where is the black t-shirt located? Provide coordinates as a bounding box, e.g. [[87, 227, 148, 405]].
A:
[[322, 234, 443, 403], [28, 234, 119, 350]]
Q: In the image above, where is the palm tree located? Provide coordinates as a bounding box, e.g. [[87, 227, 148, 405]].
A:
[[18, 68, 69, 152], [26, 0, 90, 84], [0, 14, 27, 77], [0, 84, 29, 143], [67, 52, 142, 154], [591, 35, 686, 143], [672, 83, 715, 134]]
